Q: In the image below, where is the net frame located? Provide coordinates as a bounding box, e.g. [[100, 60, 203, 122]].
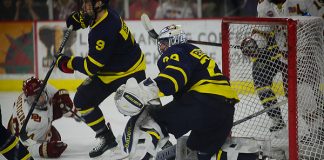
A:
[[221, 16, 324, 160]]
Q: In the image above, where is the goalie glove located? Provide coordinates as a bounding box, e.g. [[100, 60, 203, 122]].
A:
[[114, 78, 159, 116]]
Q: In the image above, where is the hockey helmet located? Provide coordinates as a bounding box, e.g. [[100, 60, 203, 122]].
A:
[[78, 0, 109, 26], [23, 77, 48, 110], [157, 24, 187, 55]]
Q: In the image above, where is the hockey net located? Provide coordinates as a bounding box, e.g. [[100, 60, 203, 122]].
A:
[[222, 16, 324, 160]]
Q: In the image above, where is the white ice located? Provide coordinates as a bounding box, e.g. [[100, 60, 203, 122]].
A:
[[0, 92, 173, 160]]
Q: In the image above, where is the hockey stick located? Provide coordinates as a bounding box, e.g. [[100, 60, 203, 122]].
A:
[[19, 26, 73, 142], [62, 105, 85, 123], [141, 13, 241, 49], [155, 99, 288, 160], [233, 99, 287, 125]]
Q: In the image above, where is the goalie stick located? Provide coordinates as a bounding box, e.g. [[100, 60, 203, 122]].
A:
[[19, 26, 73, 142], [140, 13, 241, 49], [155, 99, 288, 160]]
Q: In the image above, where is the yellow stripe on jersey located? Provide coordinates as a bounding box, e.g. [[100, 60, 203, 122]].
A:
[[261, 96, 277, 105], [0, 137, 19, 154], [98, 53, 146, 84], [271, 53, 282, 61], [21, 153, 32, 160], [158, 91, 165, 97], [84, 60, 94, 76], [67, 56, 74, 70], [217, 150, 223, 160], [147, 131, 161, 140], [87, 55, 104, 67], [88, 116, 105, 127], [166, 65, 188, 84], [190, 80, 239, 100], [255, 86, 271, 92], [79, 107, 94, 115], [158, 73, 179, 92], [91, 10, 108, 29]]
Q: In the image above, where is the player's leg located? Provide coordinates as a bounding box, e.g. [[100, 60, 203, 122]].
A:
[[186, 93, 235, 160], [150, 92, 235, 160], [74, 72, 146, 158], [74, 77, 118, 157], [252, 60, 285, 132], [0, 108, 33, 160]]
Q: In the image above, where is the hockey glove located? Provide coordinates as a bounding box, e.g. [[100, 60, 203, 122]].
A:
[[39, 141, 67, 158], [114, 78, 159, 116], [66, 11, 90, 31], [52, 89, 73, 119], [56, 53, 74, 74]]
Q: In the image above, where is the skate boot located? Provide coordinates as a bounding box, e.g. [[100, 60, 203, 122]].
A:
[[89, 125, 118, 158], [269, 117, 286, 132]]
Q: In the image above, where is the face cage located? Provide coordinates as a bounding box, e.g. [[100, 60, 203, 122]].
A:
[[26, 91, 49, 110], [157, 34, 187, 55], [157, 38, 170, 55]]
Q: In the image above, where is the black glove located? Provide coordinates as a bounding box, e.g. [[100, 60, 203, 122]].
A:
[[66, 11, 90, 31], [56, 53, 74, 73]]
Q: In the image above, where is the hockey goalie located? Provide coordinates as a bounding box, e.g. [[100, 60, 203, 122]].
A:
[[113, 78, 272, 160], [7, 76, 81, 158]]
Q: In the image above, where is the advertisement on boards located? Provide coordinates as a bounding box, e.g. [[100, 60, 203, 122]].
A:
[[36, 20, 222, 79]]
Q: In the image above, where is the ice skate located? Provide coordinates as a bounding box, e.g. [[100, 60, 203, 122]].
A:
[[89, 128, 118, 158]]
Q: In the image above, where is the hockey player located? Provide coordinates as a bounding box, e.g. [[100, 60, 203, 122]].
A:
[[7, 76, 80, 158], [307, 0, 324, 19], [240, 29, 288, 132], [0, 107, 33, 160], [250, 0, 313, 132], [115, 24, 239, 160], [257, 0, 310, 17], [56, 0, 146, 158]]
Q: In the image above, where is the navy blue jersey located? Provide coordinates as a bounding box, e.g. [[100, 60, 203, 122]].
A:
[[70, 7, 145, 84], [154, 43, 239, 100]]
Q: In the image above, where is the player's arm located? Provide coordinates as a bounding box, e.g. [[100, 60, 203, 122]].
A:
[[154, 49, 193, 96], [56, 33, 113, 76]]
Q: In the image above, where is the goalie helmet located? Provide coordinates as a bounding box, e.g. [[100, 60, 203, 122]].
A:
[[23, 77, 48, 110], [157, 24, 187, 55]]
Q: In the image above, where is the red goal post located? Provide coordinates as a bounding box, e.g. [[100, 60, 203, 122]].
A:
[[221, 16, 324, 160]]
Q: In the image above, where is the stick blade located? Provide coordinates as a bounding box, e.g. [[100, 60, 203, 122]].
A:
[[141, 13, 159, 39]]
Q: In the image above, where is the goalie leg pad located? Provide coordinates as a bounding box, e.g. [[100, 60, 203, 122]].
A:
[[121, 108, 169, 160]]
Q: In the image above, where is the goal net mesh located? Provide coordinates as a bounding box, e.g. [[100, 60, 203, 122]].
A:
[[222, 16, 324, 159]]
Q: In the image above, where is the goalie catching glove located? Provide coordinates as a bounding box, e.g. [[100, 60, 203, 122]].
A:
[[114, 78, 159, 116]]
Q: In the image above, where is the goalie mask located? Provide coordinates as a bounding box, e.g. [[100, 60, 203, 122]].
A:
[[78, 0, 109, 27], [157, 24, 187, 55], [23, 77, 48, 110]]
